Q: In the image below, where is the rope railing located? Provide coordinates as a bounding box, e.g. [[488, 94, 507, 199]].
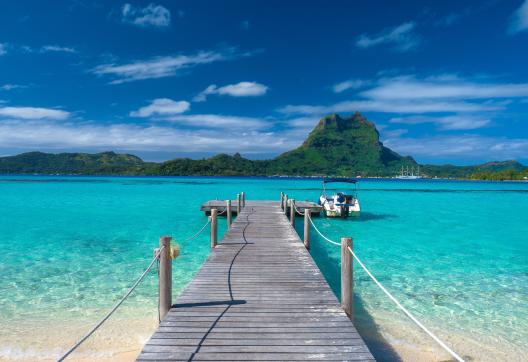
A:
[[306, 213, 465, 362], [58, 217, 212, 361], [183, 218, 211, 242], [307, 214, 340, 246], [57, 246, 166, 362], [292, 202, 306, 216]]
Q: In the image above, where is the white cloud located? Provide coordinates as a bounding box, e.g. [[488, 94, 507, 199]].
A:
[[0, 106, 69, 120], [194, 81, 268, 102], [283, 73, 528, 116], [0, 119, 296, 155], [509, 0, 528, 34], [122, 3, 171, 28], [0, 43, 6, 55], [40, 45, 76, 53], [1, 84, 26, 91], [356, 22, 421, 52], [279, 99, 499, 115], [164, 114, 269, 129], [361, 75, 528, 100], [130, 98, 190, 117], [92, 49, 246, 84], [383, 134, 528, 161], [332, 79, 368, 93], [389, 115, 491, 130]]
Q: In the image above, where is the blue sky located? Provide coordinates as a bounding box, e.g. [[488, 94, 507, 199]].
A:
[[1, 0, 528, 164]]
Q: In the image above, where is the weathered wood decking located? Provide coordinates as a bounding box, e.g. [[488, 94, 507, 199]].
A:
[[137, 201, 374, 361], [200, 200, 322, 216]]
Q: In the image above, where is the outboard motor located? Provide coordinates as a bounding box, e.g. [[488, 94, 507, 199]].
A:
[[341, 195, 352, 218]]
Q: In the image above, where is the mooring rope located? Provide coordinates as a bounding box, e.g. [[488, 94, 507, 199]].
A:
[[307, 215, 465, 362], [57, 245, 166, 362]]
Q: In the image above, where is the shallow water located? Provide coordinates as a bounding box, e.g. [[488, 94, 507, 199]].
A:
[[0, 176, 527, 361]]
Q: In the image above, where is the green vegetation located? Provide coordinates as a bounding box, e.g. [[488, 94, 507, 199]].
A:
[[468, 169, 528, 181], [422, 160, 527, 179], [0, 113, 525, 179], [0, 151, 151, 175], [264, 112, 416, 176]]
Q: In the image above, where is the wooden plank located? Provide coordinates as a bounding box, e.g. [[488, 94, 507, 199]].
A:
[[137, 201, 374, 361]]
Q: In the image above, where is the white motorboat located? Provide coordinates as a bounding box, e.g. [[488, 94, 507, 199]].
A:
[[319, 178, 360, 218]]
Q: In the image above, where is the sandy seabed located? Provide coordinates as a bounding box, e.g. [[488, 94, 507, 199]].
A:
[[1, 311, 526, 362]]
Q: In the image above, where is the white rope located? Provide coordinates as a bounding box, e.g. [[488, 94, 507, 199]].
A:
[[57, 246, 166, 361], [347, 246, 464, 362], [293, 203, 305, 216], [183, 219, 211, 242], [307, 215, 465, 362], [307, 214, 341, 246]]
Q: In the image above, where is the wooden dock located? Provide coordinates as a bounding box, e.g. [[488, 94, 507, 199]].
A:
[[137, 201, 374, 361], [200, 199, 322, 216]]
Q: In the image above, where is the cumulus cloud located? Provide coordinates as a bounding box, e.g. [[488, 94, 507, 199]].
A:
[[509, 0, 528, 34], [194, 81, 268, 102], [130, 98, 190, 117], [0, 106, 69, 120], [122, 3, 171, 28], [356, 22, 421, 52], [92, 48, 251, 84]]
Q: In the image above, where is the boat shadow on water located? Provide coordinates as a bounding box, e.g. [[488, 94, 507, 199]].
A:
[[303, 226, 402, 362]]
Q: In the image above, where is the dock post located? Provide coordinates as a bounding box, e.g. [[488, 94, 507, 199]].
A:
[[283, 194, 288, 215], [210, 209, 218, 248], [241, 192, 245, 208], [226, 200, 232, 228], [290, 199, 295, 226], [280, 192, 284, 210], [341, 237, 353, 319], [236, 194, 241, 214], [304, 209, 310, 249], [159, 236, 172, 321]]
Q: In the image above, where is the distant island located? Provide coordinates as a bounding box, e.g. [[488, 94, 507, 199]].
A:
[[1, 112, 526, 180]]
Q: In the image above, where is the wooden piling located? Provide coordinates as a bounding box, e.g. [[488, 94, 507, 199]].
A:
[[280, 192, 284, 210], [158, 236, 172, 321], [283, 194, 288, 215], [226, 200, 232, 228], [304, 209, 310, 249], [210, 209, 218, 248], [241, 192, 245, 208], [290, 199, 295, 227], [236, 194, 241, 214], [341, 237, 353, 319]]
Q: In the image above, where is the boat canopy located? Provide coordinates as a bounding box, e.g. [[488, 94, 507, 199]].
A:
[[323, 178, 358, 184]]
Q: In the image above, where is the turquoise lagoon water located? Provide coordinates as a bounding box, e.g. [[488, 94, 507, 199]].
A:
[[0, 176, 527, 361]]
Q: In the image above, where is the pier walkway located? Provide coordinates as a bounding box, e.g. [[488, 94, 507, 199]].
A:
[[137, 201, 374, 361]]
